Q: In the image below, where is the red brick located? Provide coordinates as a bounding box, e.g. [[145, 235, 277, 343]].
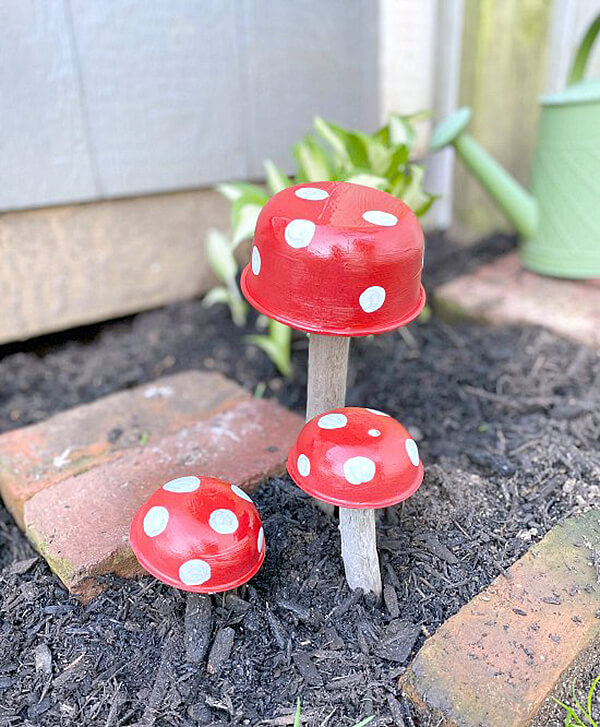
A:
[[0, 371, 248, 527], [24, 398, 302, 599], [402, 510, 600, 727], [434, 252, 600, 349]]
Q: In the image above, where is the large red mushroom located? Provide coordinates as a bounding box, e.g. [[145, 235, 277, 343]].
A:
[[287, 407, 423, 594], [241, 181, 425, 596]]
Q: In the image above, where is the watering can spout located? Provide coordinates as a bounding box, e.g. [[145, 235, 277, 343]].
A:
[[431, 108, 538, 239]]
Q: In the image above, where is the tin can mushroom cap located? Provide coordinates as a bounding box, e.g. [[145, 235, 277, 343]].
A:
[[287, 407, 423, 509], [129, 476, 266, 593], [241, 181, 425, 337]]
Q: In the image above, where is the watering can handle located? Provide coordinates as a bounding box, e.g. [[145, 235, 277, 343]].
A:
[[567, 13, 600, 85]]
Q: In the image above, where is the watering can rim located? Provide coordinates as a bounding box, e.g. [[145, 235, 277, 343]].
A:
[[541, 13, 600, 107], [540, 77, 600, 107]]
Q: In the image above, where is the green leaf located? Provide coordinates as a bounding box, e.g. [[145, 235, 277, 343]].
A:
[[417, 304, 432, 323], [203, 286, 230, 307], [363, 135, 393, 176], [204, 228, 238, 283], [293, 136, 333, 182], [389, 114, 416, 150], [383, 143, 410, 176], [269, 319, 291, 350], [399, 165, 430, 214], [294, 698, 301, 727], [218, 182, 268, 203], [345, 173, 387, 190], [587, 674, 600, 723], [245, 333, 292, 378], [314, 116, 349, 164], [352, 719, 374, 727], [231, 200, 263, 247], [264, 159, 292, 194]]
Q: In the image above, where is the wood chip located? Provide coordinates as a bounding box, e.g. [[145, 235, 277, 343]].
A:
[[383, 584, 400, 618], [184, 593, 212, 664], [207, 627, 235, 676], [7, 557, 38, 576], [34, 643, 52, 675], [266, 608, 287, 651], [292, 652, 322, 686]]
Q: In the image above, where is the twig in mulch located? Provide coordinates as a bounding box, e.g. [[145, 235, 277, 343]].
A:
[[184, 593, 212, 664], [137, 632, 179, 726], [207, 627, 235, 676]]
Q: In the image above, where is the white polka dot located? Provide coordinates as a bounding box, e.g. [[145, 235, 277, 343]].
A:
[[257, 526, 265, 552], [297, 454, 311, 477], [359, 286, 386, 313], [163, 476, 200, 493], [405, 439, 420, 467], [231, 484, 253, 503], [368, 429, 381, 437], [362, 210, 398, 227], [143, 506, 169, 537], [295, 187, 329, 201], [179, 559, 211, 586], [251, 246, 261, 275], [209, 509, 239, 535], [367, 408, 390, 417], [343, 456, 376, 485], [317, 413, 347, 429], [284, 219, 315, 248]]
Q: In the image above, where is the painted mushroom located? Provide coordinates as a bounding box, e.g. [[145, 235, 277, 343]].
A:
[[129, 475, 265, 593], [241, 180, 424, 595], [287, 407, 423, 596]]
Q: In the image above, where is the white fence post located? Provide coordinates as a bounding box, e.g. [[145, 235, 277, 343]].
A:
[[424, 0, 464, 231]]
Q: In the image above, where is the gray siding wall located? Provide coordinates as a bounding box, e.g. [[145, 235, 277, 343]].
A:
[[0, 0, 379, 211]]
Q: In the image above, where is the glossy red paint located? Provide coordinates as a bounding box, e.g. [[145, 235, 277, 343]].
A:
[[241, 181, 425, 336], [129, 476, 265, 593], [287, 407, 423, 509]]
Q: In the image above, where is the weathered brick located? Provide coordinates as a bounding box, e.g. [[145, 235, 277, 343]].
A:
[[434, 252, 600, 349], [0, 370, 248, 527], [24, 398, 302, 599], [402, 510, 600, 727]]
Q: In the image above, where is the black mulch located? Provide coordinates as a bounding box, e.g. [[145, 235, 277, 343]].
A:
[[1, 233, 599, 726]]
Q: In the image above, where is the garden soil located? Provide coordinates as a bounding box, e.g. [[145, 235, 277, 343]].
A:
[[1, 234, 599, 726]]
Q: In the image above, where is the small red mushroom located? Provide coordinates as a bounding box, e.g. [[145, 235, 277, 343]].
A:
[[287, 407, 423, 595], [129, 476, 265, 593]]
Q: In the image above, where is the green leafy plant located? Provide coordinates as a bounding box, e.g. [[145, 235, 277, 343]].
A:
[[555, 674, 600, 726], [204, 112, 436, 376], [293, 697, 374, 727]]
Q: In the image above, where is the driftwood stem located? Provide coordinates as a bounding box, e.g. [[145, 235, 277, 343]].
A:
[[339, 508, 382, 598], [306, 334, 382, 596], [306, 334, 350, 517], [306, 334, 350, 420]]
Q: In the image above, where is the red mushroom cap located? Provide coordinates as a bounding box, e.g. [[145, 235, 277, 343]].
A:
[[287, 407, 423, 508], [129, 476, 265, 593], [241, 181, 425, 336]]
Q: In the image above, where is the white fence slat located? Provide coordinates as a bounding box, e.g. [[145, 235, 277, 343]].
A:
[[0, 0, 98, 210], [239, 0, 380, 178], [425, 0, 464, 229], [68, 0, 246, 197]]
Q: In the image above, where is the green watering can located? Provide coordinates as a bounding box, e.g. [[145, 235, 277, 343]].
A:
[[431, 14, 600, 279]]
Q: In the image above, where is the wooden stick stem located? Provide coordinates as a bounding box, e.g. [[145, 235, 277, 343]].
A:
[[339, 508, 382, 598]]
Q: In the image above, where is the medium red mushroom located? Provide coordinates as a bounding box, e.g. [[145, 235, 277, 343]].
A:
[[287, 407, 423, 595], [241, 181, 424, 595], [129, 475, 265, 593]]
